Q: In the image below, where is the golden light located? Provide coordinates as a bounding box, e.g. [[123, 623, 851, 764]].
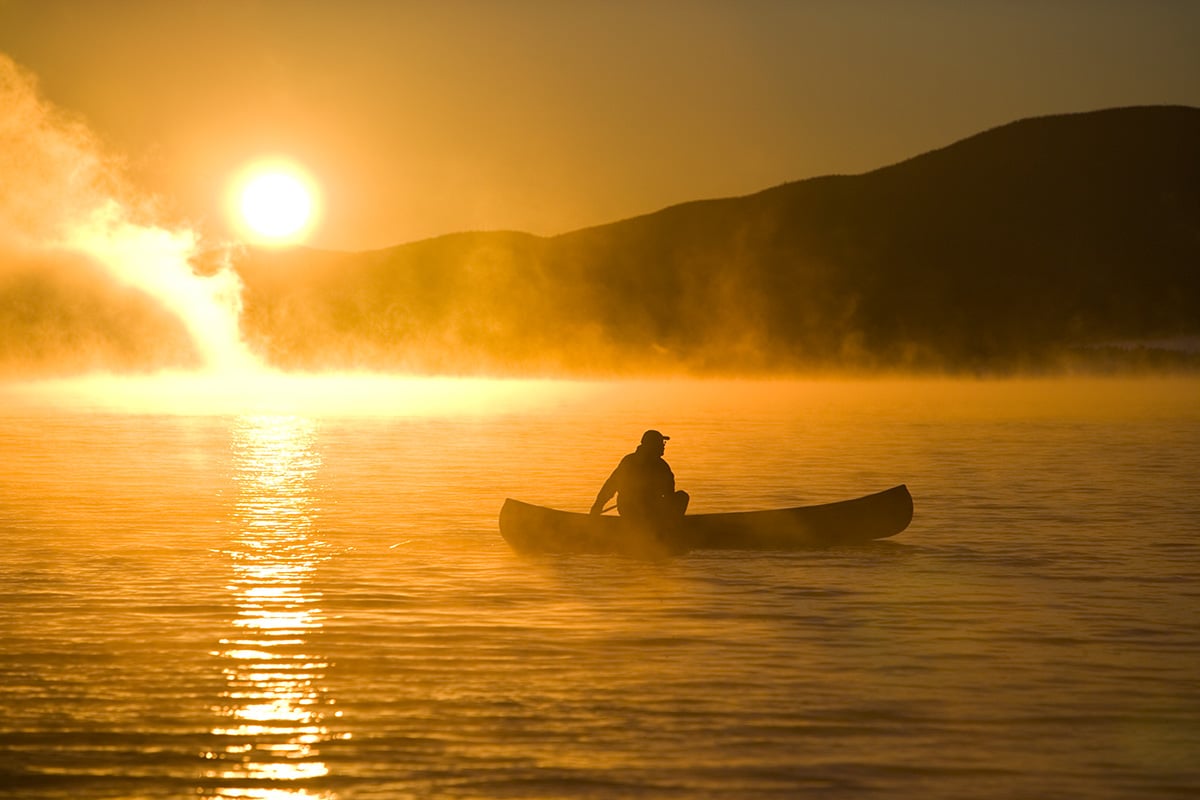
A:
[[231, 162, 320, 245], [204, 415, 347, 799]]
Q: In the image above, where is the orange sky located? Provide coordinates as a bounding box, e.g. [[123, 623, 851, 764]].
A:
[[1, 0, 1197, 252]]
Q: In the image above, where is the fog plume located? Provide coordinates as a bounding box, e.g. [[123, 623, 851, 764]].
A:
[[0, 54, 255, 374]]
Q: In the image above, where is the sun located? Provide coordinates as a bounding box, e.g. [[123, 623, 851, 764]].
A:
[[231, 162, 319, 244]]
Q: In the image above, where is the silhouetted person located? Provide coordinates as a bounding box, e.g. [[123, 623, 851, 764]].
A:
[[590, 430, 689, 528]]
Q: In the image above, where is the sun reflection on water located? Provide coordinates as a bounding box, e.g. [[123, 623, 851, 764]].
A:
[[204, 415, 344, 799]]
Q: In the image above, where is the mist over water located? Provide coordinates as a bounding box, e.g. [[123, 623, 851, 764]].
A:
[[0, 54, 256, 374]]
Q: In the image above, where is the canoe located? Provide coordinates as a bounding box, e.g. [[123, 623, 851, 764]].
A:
[[499, 484, 913, 556]]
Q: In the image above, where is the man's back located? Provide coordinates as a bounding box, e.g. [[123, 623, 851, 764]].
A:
[[613, 450, 676, 519]]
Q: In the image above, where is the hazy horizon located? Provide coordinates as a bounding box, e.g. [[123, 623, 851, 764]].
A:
[[5, 50, 1196, 380], [2, 4, 1199, 379]]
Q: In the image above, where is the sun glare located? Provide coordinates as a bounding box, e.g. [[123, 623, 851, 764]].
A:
[[232, 162, 319, 245]]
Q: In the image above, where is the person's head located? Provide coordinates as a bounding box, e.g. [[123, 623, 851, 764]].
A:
[[639, 429, 669, 455]]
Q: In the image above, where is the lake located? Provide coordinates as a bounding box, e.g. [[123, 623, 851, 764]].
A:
[[1, 375, 1198, 799]]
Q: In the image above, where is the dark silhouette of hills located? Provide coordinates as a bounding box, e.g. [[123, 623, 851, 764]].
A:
[[233, 105, 1200, 375], [3, 106, 1197, 376]]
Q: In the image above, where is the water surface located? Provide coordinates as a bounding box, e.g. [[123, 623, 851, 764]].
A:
[[1, 377, 1198, 798]]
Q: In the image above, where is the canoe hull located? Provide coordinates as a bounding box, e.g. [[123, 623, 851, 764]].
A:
[[499, 484, 913, 555]]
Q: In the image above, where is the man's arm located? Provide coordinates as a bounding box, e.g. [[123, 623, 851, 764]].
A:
[[590, 458, 625, 514]]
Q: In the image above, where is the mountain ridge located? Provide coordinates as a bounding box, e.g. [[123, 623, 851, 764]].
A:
[[229, 105, 1197, 375], [3, 105, 1197, 375]]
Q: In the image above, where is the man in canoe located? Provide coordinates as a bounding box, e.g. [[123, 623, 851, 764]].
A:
[[589, 429, 690, 527]]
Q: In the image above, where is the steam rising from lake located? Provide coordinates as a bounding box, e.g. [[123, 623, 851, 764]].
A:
[[0, 54, 255, 374]]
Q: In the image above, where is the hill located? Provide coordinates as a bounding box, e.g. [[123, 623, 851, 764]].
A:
[[234, 106, 1200, 375], [4, 106, 1198, 376]]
